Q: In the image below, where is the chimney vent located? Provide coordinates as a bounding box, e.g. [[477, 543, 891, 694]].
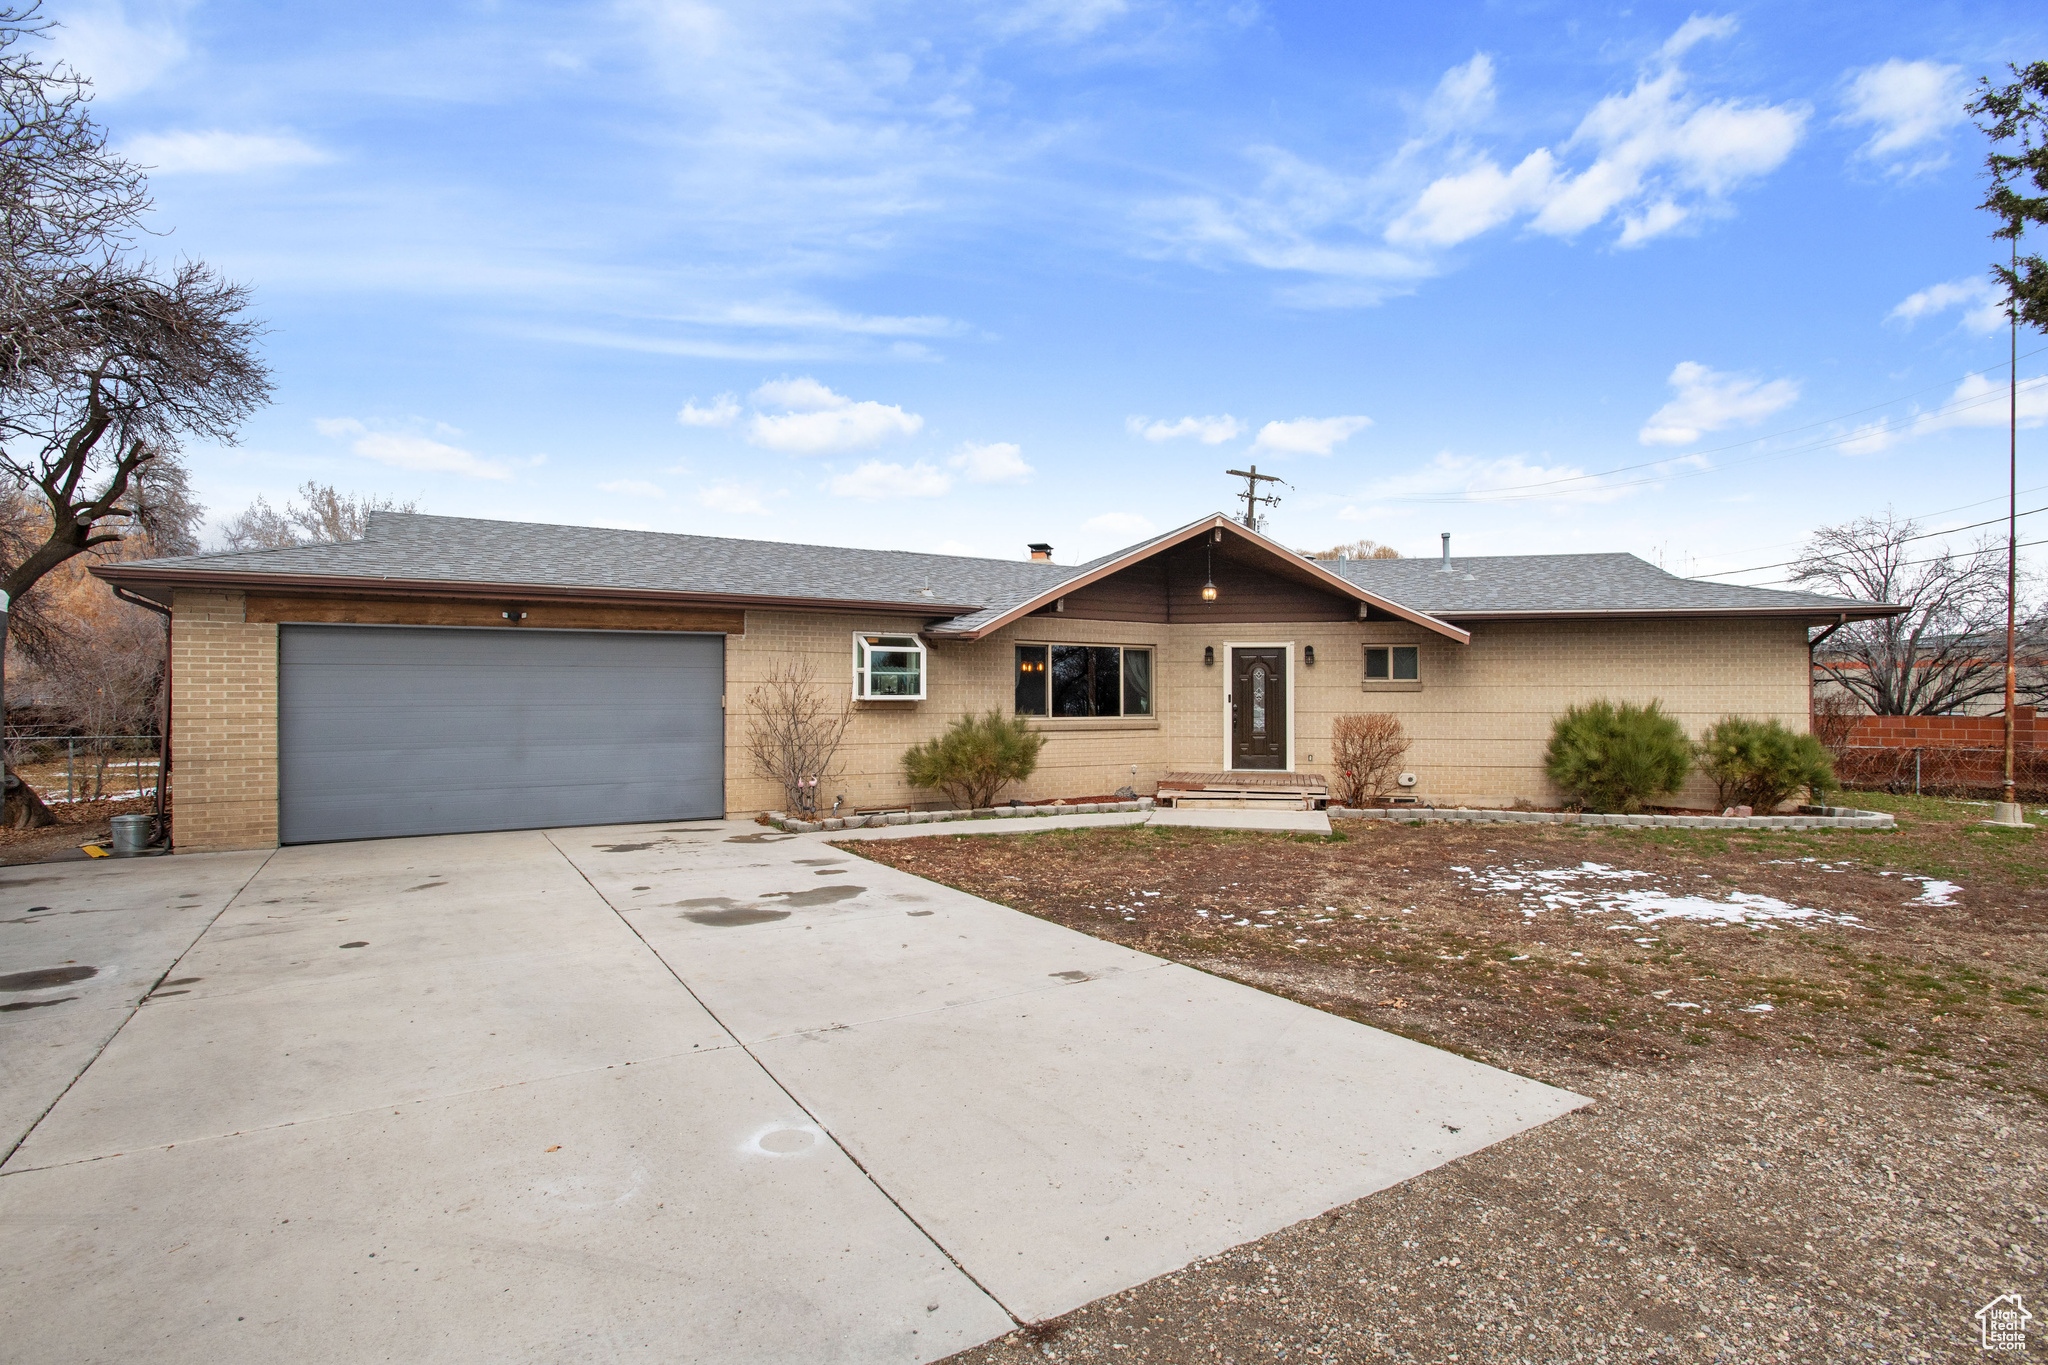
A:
[[1440, 532, 1451, 572], [1028, 542, 1053, 562]]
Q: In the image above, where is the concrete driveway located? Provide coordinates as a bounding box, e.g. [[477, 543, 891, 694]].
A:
[[0, 821, 1583, 1363]]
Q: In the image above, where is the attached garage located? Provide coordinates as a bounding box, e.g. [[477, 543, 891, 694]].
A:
[[278, 624, 724, 844]]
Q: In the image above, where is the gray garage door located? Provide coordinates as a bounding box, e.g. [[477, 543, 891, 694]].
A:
[[278, 625, 724, 844]]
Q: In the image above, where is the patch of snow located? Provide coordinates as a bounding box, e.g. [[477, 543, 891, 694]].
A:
[[1450, 860, 1866, 928], [1742, 1004, 1774, 1013], [1904, 878, 1961, 907]]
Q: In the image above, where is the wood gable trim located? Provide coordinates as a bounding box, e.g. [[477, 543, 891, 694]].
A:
[[941, 515, 1470, 643]]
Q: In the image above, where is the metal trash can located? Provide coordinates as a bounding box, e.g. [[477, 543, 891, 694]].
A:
[[109, 814, 153, 856]]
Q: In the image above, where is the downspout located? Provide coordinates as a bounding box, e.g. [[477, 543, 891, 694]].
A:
[[1808, 614, 1847, 733], [111, 585, 173, 850]]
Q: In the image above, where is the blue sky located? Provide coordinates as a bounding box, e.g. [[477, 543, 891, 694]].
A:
[[44, 0, 2048, 584]]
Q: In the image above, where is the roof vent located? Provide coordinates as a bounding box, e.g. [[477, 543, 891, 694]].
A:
[[1440, 532, 1451, 572], [1028, 542, 1053, 562]]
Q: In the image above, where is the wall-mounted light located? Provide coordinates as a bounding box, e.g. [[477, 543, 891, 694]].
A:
[[1203, 646, 1215, 666], [1304, 645, 1315, 666]]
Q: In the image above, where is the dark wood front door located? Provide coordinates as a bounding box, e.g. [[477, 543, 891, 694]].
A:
[[1230, 648, 1286, 770]]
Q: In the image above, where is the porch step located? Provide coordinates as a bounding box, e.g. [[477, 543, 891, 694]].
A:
[[1157, 770, 1328, 812]]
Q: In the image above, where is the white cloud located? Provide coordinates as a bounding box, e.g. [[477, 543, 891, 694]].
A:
[[695, 482, 774, 515], [1252, 415, 1372, 456], [1082, 512, 1155, 538], [746, 378, 923, 454], [124, 130, 330, 175], [828, 460, 950, 499], [46, 0, 188, 99], [598, 479, 665, 499], [1392, 18, 1805, 252], [1360, 450, 1648, 506], [316, 417, 516, 479], [1842, 59, 1968, 177], [1658, 13, 1738, 61], [1420, 53, 1496, 133], [1639, 361, 1800, 446], [1888, 277, 2006, 336], [752, 375, 850, 411], [676, 394, 741, 427], [1127, 414, 1245, 444], [1836, 372, 2048, 454], [949, 441, 1033, 483]]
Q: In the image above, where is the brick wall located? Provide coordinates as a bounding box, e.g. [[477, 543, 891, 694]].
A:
[[1843, 708, 2039, 748], [169, 590, 278, 851], [728, 611, 1815, 814]]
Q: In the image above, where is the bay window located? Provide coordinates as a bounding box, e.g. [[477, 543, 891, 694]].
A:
[[854, 633, 926, 699]]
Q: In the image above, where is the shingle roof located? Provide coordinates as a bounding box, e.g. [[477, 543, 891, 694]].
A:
[[109, 512, 1073, 611], [1327, 552, 1879, 617], [102, 511, 1892, 626]]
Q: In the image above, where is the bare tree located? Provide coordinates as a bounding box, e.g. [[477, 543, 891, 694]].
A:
[[0, 8, 267, 826], [743, 661, 853, 816], [1793, 512, 2030, 715], [220, 481, 417, 550], [1308, 539, 1401, 560], [1330, 713, 1411, 806]]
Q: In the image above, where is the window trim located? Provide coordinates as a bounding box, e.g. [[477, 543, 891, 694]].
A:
[[1363, 642, 1424, 692], [853, 632, 927, 701], [1012, 640, 1155, 719]]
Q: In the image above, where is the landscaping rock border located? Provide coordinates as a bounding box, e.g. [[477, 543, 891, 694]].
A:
[[1325, 803, 1894, 830], [773, 798, 1154, 835]]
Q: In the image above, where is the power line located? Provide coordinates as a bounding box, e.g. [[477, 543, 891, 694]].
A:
[[1738, 535, 2048, 590], [1691, 503, 2048, 579], [1688, 480, 2048, 567]]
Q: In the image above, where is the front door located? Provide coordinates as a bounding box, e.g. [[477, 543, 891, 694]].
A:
[[1230, 647, 1287, 770]]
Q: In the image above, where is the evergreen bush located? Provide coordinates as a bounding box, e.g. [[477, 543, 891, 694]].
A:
[[1543, 700, 1692, 813], [1696, 716, 1835, 812], [901, 711, 1045, 810]]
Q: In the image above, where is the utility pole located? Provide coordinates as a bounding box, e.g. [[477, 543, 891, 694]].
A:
[[1225, 465, 1288, 532], [1996, 234, 2023, 825]]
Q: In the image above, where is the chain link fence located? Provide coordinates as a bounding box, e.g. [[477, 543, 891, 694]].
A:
[[2, 731, 163, 804]]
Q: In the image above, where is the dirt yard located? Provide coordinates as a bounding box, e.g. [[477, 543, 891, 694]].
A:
[[850, 792, 2048, 1364], [0, 795, 157, 865]]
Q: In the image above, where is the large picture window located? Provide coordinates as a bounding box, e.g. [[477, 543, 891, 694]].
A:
[[854, 633, 926, 699], [1015, 644, 1152, 717]]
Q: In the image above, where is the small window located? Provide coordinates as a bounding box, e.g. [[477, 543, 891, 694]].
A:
[[1365, 645, 1421, 683], [1122, 649, 1152, 716], [1015, 645, 1048, 715], [1016, 643, 1152, 717], [854, 633, 926, 700]]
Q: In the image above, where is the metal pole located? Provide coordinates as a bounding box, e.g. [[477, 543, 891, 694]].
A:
[[2002, 233, 2020, 816], [66, 739, 73, 803]]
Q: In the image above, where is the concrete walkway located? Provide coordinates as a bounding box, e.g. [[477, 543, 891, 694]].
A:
[[0, 821, 1582, 1363]]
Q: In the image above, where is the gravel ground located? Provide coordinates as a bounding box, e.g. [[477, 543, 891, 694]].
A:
[[847, 792, 2047, 1364]]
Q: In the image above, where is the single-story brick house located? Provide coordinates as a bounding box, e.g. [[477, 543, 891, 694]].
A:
[[96, 511, 1899, 851]]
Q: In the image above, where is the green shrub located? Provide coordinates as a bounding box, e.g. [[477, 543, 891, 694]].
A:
[[1696, 716, 1835, 812], [901, 711, 1045, 810], [1543, 700, 1692, 813]]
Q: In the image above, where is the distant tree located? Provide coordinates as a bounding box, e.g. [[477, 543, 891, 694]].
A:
[[1792, 513, 2033, 716], [1971, 61, 2048, 330], [0, 6, 267, 826], [1308, 539, 1400, 560], [220, 481, 419, 550]]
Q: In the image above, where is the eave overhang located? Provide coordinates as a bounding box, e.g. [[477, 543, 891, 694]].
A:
[[88, 564, 981, 619], [1434, 604, 1907, 623], [926, 514, 1473, 644]]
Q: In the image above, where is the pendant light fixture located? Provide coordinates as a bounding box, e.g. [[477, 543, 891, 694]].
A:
[[1202, 532, 1219, 603]]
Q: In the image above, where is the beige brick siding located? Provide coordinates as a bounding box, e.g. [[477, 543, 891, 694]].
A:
[[727, 611, 1812, 813], [169, 590, 278, 851]]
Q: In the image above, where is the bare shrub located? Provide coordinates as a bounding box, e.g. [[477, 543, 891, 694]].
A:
[[1330, 713, 1410, 806], [743, 661, 852, 816]]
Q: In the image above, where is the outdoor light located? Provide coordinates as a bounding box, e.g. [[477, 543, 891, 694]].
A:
[[1203, 646, 1215, 666], [1304, 645, 1315, 665], [1201, 579, 1218, 602], [1201, 538, 1219, 602]]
